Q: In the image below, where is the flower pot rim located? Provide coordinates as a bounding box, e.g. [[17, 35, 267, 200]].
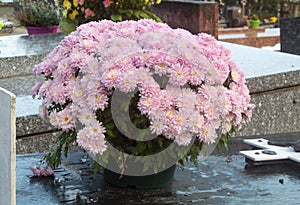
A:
[[25, 25, 60, 35], [25, 25, 60, 29]]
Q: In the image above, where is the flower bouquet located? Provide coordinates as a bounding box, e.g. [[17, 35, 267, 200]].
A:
[[58, 0, 162, 34], [32, 19, 254, 184]]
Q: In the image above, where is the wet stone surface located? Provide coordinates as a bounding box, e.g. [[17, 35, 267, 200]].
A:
[[0, 33, 64, 58], [17, 151, 300, 205]]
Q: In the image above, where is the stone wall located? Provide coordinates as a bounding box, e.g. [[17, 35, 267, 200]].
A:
[[280, 17, 300, 55], [153, 0, 218, 38]]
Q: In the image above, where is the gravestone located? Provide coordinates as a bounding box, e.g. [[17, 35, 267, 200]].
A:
[[0, 87, 16, 205], [153, 0, 218, 38], [280, 16, 300, 55]]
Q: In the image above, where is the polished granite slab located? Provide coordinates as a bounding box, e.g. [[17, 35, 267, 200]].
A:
[[0, 33, 64, 58], [17, 150, 300, 205], [220, 41, 300, 78], [0, 33, 63, 79]]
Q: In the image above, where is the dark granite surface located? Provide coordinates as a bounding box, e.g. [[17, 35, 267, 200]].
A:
[[17, 150, 300, 205], [280, 17, 300, 55]]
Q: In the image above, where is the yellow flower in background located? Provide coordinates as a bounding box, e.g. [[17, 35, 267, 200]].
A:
[[73, 0, 78, 7], [270, 16, 277, 23], [69, 10, 79, 20], [58, 0, 162, 35], [54, 0, 59, 6], [63, 0, 72, 9], [0, 21, 3, 30], [63, 9, 68, 17]]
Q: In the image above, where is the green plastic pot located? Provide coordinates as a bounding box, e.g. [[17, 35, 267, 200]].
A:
[[103, 165, 176, 189], [250, 20, 260, 28]]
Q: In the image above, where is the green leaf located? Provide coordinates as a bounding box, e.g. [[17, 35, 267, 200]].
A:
[[105, 122, 115, 129], [142, 10, 163, 22], [106, 129, 115, 138], [59, 18, 76, 35], [118, 9, 134, 18], [93, 162, 100, 174], [138, 11, 150, 19], [111, 14, 122, 22]]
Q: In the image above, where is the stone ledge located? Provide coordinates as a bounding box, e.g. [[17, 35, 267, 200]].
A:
[[0, 55, 45, 79], [16, 132, 60, 154], [246, 70, 300, 94], [16, 114, 54, 138], [16, 131, 82, 154]]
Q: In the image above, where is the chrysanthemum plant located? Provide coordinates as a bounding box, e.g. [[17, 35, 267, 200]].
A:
[[58, 0, 162, 35], [32, 20, 254, 175]]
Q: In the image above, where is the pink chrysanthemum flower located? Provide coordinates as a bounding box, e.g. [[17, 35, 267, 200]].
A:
[[32, 19, 254, 156]]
